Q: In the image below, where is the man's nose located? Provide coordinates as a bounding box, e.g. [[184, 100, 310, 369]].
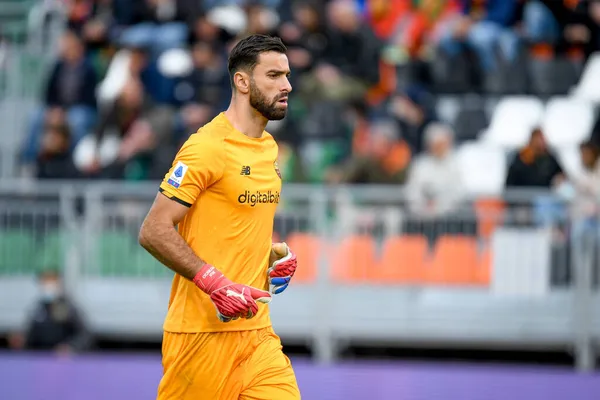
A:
[[282, 78, 292, 93]]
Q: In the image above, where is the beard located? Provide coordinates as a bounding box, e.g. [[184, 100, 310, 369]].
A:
[[249, 80, 287, 121]]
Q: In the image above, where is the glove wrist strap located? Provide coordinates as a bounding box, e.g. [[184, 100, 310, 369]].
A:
[[193, 264, 224, 294]]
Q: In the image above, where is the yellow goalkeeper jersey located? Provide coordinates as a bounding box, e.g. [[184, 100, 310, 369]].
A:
[[158, 113, 281, 333]]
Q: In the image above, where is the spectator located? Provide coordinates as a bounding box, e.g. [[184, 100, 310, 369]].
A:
[[188, 12, 231, 50], [279, 0, 327, 82], [565, 141, 600, 282], [438, 0, 520, 72], [388, 84, 437, 155], [506, 128, 567, 227], [366, 0, 411, 41], [571, 140, 600, 222], [36, 124, 81, 180], [8, 270, 92, 355], [244, 3, 280, 36], [383, 0, 461, 62], [76, 78, 176, 180], [327, 119, 411, 184], [299, 0, 382, 102], [118, 0, 191, 56], [22, 30, 98, 164], [505, 127, 565, 189], [406, 122, 465, 218], [524, 0, 600, 60], [175, 40, 231, 137]]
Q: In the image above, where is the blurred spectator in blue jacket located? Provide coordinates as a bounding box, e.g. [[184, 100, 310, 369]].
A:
[[22, 30, 97, 165], [118, 0, 191, 56], [438, 0, 520, 72]]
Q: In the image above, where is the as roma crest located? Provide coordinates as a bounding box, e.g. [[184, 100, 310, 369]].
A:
[[274, 160, 281, 179]]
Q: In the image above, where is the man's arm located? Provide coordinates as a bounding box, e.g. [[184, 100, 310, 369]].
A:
[[139, 191, 271, 321], [138, 192, 206, 280]]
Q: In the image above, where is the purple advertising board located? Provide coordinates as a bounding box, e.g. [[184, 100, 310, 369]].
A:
[[0, 353, 599, 399]]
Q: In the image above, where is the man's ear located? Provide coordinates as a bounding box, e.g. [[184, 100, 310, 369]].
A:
[[234, 71, 250, 94]]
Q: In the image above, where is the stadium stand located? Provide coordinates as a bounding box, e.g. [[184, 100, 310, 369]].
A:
[[1, 0, 600, 371]]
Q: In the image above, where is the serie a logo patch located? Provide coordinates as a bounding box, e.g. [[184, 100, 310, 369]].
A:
[[167, 161, 188, 188]]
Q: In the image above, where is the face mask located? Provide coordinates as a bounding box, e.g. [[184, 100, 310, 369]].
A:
[[40, 283, 61, 302]]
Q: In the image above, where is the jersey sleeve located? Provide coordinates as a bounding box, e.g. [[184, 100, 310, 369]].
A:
[[159, 134, 225, 207]]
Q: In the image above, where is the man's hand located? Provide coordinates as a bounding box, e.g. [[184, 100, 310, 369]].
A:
[[268, 242, 297, 295], [193, 264, 271, 322]]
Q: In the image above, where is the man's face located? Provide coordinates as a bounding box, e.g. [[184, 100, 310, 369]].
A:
[[60, 33, 83, 63], [39, 275, 62, 302], [41, 129, 68, 155], [328, 1, 359, 33], [530, 131, 547, 154], [248, 51, 292, 121], [429, 136, 451, 159]]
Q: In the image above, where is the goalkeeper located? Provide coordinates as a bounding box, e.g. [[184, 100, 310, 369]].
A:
[[139, 35, 300, 399]]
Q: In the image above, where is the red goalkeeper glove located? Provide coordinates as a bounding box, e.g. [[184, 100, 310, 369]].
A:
[[268, 242, 297, 295], [193, 264, 272, 323]]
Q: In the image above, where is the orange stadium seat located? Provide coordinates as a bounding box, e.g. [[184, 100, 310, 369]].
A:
[[330, 235, 377, 283], [476, 247, 492, 286], [375, 235, 428, 284], [286, 233, 319, 283], [425, 236, 479, 285], [474, 198, 505, 241]]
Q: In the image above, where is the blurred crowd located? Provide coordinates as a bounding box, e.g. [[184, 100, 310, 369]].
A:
[[19, 0, 600, 210]]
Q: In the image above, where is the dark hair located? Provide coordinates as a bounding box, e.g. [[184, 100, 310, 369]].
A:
[[227, 34, 287, 87]]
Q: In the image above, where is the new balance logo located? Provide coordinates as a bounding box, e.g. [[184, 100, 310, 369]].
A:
[[240, 166, 251, 176]]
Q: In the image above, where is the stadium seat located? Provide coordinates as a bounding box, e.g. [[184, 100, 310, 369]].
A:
[[528, 57, 580, 96], [286, 233, 319, 283], [330, 235, 377, 283], [484, 54, 528, 95], [456, 143, 507, 196], [480, 96, 544, 150], [35, 230, 68, 271], [558, 146, 585, 182], [541, 97, 594, 148], [453, 104, 488, 143], [130, 246, 171, 278], [0, 231, 36, 275], [474, 198, 505, 241], [97, 231, 136, 276], [435, 96, 461, 126], [571, 52, 600, 102], [376, 235, 428, 284], [477, 247, 492, 286], [425, 236, 479, 285]]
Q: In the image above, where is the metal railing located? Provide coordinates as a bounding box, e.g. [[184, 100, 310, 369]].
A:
[[0, 180, 598, 370]]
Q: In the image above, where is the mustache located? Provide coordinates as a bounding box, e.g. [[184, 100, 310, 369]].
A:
[[274, 93, 289, 101]]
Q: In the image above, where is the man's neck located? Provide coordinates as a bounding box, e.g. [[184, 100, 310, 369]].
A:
[[224, 100, 268, 138]]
